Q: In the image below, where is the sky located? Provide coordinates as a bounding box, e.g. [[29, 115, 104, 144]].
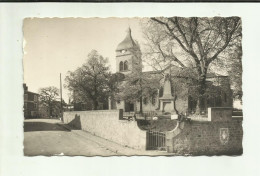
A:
[[23, 18, 147, 103]]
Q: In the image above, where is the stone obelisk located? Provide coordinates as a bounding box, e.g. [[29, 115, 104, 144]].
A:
[[159, 73, 176, 114]]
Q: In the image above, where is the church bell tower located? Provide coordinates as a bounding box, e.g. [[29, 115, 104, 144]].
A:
[[115, 27, 142, 74]]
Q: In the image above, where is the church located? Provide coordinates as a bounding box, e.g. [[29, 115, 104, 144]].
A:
[[108, 28, 233, 116]]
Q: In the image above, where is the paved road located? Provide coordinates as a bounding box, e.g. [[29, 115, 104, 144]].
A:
[[24, 119, 117, 156]]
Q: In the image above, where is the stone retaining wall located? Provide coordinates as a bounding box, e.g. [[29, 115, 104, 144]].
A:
[[166, 120, 243, 155], [63, 110, 146, 150], [64, 108, 243, 155], [166, 107, 243, 155]]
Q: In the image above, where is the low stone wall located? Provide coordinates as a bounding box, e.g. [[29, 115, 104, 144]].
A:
[[63, 110, 146, 150], [166, 107, 243, 155], [64, 108, 243, 155], [208, 107, 233, 121], [166, 120, 243, 155]]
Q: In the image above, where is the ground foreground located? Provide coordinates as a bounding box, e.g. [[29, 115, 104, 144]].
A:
[[24, 119, 171, 156]]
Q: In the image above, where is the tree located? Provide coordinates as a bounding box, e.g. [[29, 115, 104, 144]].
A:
[[107, 72, 125, 97], [65, 50, 111, 110], [228, 44, 242, 100], [142, 17, 242, 114], [38, 86, 60, 117], [211, 42, 242, 101], [117, 71, 160, 113]]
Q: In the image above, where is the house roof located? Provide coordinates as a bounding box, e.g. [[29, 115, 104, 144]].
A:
[[25, 91, 39, 95]]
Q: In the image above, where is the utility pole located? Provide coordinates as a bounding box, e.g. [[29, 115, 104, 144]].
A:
[[60, 73, 63, 122]]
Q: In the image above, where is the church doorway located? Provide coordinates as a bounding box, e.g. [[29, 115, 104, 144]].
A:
[[125, 101, 134, 112]]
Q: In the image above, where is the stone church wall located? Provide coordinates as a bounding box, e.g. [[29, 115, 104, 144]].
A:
[[63, 110, 147, 150], [136, 101, 158, 112]]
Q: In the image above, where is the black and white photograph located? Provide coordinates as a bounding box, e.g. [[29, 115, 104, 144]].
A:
[[3, 2, 260, 176], [23, 17, 243, 156]]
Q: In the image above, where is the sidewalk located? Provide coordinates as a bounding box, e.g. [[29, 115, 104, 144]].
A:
[[57, 123, 175, 156]]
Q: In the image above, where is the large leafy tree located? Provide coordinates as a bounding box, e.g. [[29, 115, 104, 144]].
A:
[[107, 72, 125, 97], [38, 86, 60, 117], [142, 17, 242, 113], [65, 50, 111, 110], [117, 71, 160, 113], [211, 43, 243, 101]]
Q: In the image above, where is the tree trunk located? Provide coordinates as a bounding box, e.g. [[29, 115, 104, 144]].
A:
[[139, 78, 143, 114], [50, 108, 53, 117], [49, 103, 53, 117], [93, 100, 98, 110], [139, 97, 143, 114], [173, 95, 179, 115], [195, 98, 201, 114], [195, 74, 207, 115]]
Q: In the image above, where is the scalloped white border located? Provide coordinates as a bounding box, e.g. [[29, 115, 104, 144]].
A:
[[0, 3, 259, 176]]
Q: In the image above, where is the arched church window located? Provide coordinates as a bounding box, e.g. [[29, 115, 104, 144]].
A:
[[124, 61, 128, 71], [119, 61, 123, 71], [151, 97, 156, 105], [224, 93, 227, 102]]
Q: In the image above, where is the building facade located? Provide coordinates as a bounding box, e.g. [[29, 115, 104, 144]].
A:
[[38, 100, 65, 118], [23, 84, 39, 119]]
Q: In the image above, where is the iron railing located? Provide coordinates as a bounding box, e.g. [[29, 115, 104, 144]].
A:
[[146, 130, 166, 151]]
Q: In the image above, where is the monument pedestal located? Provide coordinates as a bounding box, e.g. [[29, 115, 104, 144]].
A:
[[158, 72, 176, 115], [159, 97, 176, 114]]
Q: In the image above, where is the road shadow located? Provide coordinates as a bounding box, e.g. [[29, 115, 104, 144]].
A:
[[24, 121, 70, 132], [67, 114, 82, 130]]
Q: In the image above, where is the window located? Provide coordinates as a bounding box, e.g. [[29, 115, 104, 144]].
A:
[[151, 97, 156, 105], [34, 103, 37, 109], [24, 94, 28, 101], [34, 95, 38, 101], [31, 111, 36, 117], [124, 61, 128, 71], [119, 61, 123, 71], [224, 93, 227, 102]]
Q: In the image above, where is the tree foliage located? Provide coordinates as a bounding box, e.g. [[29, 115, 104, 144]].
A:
[[211, 42, 242, 100], [107, 72, 125, 96], [64, 50, 111, 110], [228, 45, 242, 100], [38, 86, 60, 117], [142, 17, 242, 113], [117, 72, 160, 113]]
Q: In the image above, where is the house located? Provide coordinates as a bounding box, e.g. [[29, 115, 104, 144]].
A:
[[109, 28, 233, 115], [38, 100, 67, 118], [23, 84, 39, 119]]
